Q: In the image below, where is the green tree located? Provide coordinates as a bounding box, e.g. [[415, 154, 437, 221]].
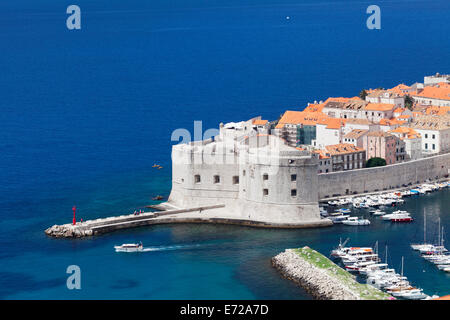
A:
[[404, 95, 414, 110], [359, 89, 368, 100], [366, 157, 387, 168]]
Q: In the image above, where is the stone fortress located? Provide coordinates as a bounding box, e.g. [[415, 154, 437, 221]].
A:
[[165, 116, 450, 228], [167, 117, 331, 227]]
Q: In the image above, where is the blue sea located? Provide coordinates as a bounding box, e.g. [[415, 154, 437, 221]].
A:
[[0, 0, 449, 299]]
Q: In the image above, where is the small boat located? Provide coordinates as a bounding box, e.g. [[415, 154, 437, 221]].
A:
[[152, 195, 164, 200], [371, 209, 385, 216], [328, 212, 350, 224], [342, 216, 370, 226], [391, 214, 414, 222], [114, 242, 144, 252]]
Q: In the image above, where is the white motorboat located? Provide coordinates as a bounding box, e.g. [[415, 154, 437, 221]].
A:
[[371, 209, 385, 216], [382, 211, 409, 220], [114, 242, 144, 252], [342, 216, 370, 226], [394, 288, 428, 300], [359, 263, 389, 276]]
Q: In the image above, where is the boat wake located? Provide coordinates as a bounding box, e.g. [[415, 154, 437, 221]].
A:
[[141, 243, 204, 252]]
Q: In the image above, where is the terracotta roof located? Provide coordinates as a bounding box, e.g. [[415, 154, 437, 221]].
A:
[[366, 131, 395, 138], [324, 143, 365, 156], [367, 89, 401, 99], [344, 129, 369, 139], [425, 106, 450, 116], [389, 127, 420, 140], [409, 114, 450, 130], [388, 84, 412, 96], [277, 111, 329, 127], [253, 119, 268, 125], [379, 118, 406, 126], [304, 103, 325, 113], [317, 118, 346, 129], [364, 103, 396, 112], [313, 149, 330, 159], [413, 85, 450, 101]]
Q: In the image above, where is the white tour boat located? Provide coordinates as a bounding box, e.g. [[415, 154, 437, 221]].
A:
[[114, 242, 144, 252]]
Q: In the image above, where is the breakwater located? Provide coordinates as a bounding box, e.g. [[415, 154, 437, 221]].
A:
[[45, 204, 224, 238], [271, 247, 391, 300], [45, 204, 332, 238]]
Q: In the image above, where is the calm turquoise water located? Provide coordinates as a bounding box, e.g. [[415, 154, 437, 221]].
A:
[[0, 0, 449, 299]]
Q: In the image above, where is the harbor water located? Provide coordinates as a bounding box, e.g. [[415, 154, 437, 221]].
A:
[[1, 0, 450, 299]]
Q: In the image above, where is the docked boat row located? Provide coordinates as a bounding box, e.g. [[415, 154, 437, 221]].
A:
[[324, 208, 412, 225], [326, 182, 449, 208], [411, 216, 450, 273], [331, 240, 435, 300]]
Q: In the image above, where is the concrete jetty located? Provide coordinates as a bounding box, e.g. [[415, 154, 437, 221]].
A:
[[272, 247, 391, 300], [45, 204, 332, 238]]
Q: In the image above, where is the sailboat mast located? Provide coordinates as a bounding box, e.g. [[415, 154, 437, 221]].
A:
[[438, 218, 441, 247], [424, 210, 426, 244], [401, 256, 404, 278], [385, 245, 388, 264]]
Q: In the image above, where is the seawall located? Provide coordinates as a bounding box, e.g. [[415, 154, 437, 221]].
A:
[[45, 205, 332, 238], [318, 152, 450, 199], [271, 247, 391, 300]]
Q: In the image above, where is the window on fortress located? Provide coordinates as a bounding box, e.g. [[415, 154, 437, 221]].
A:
[[233, 176, 239, 184], [263, 189, 269, 196], [291, 174, 297, 181], [243, 170, 246, 176], [263, 173, 269, 180], [291, 189, 297, 197], [195, 175, 201, 183], [214, 175, 220, 184]]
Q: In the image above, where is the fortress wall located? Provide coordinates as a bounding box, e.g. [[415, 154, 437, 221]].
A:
[[318, 153, 450, 199], [169, 146, 240, 207]]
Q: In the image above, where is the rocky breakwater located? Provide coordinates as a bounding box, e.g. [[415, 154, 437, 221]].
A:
[[271, 247, 391, 300], [45, 223, 93, 238]]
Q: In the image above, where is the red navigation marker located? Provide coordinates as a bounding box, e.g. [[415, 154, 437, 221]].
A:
[[72, 206, 76, 225]]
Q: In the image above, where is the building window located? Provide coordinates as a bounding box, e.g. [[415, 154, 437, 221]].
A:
[[291, 174, 297, 181], [194, 175, 201, 183], [214, 175, 220, 184], [425, 134, 428, 138], [263, 189, 269, 196], [432, 134, 435, 139], [232, 176, 239, 185], [432, 144, 435, 150], [263, 173, 269, 180], [291, 189, 297, 197], [243, 170, 246, 176], [425, 143, 428, 149]]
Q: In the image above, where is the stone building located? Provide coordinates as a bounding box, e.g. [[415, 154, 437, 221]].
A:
[[168, 118, 327, 225], [323, 143, 366, 172], [363, 131, 405, 164]]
